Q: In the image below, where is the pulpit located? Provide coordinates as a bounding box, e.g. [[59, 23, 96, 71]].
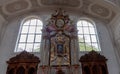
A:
[[6, 51, 40, 74]]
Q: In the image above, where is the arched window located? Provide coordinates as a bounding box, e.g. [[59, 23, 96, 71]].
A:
[[77, 19, 101, 51], [15, 17, 43, 52]]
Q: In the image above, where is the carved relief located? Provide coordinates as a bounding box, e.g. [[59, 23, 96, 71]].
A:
[[0, 0, 117, 23], [40, 0, 80, 7], [29, 0, 39, 7], [80, 0, 116, 23], [7, 51, 40, 63], [81, 0, 92, 11], [80, 50, 108, 74], [3, 0, 30, 14], [90, 4, 111, 18], [6, 51, 40, 74], [80, 50, 107, 62], [106, 0, 119, 6]]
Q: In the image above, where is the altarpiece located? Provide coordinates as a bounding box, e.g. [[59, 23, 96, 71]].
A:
[[38, 9, 80, 74], [6, 9, 109, 74]]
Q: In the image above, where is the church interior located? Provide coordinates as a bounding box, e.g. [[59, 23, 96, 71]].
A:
[[0, 0, 120, 74]]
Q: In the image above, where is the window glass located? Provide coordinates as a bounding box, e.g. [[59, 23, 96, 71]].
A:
[[15, 18, 43, 52], [77, 20, 101, 51]]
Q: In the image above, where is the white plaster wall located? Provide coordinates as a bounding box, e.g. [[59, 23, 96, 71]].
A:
[[0, 14, 6, 45], [0, 19, 20, 74], [0, 16, 41, 74], [96, 21, 119, 74], [79, 20, 120, 74], [0, 15, 119, 74]]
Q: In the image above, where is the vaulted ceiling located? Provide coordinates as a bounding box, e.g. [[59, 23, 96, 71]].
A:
[[0, 0, 119, 24], [0, 0, 120, 43]]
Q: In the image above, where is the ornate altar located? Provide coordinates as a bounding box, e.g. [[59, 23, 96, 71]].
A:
[[6, 51, 40, 74], [6, 9, 109, 74], [80, 50, 108, 74], [39, 9, 80, 74]]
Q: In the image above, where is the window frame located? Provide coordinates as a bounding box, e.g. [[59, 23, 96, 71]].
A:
[[77, 19, 101, 52], [15, 16, 43, 52]]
